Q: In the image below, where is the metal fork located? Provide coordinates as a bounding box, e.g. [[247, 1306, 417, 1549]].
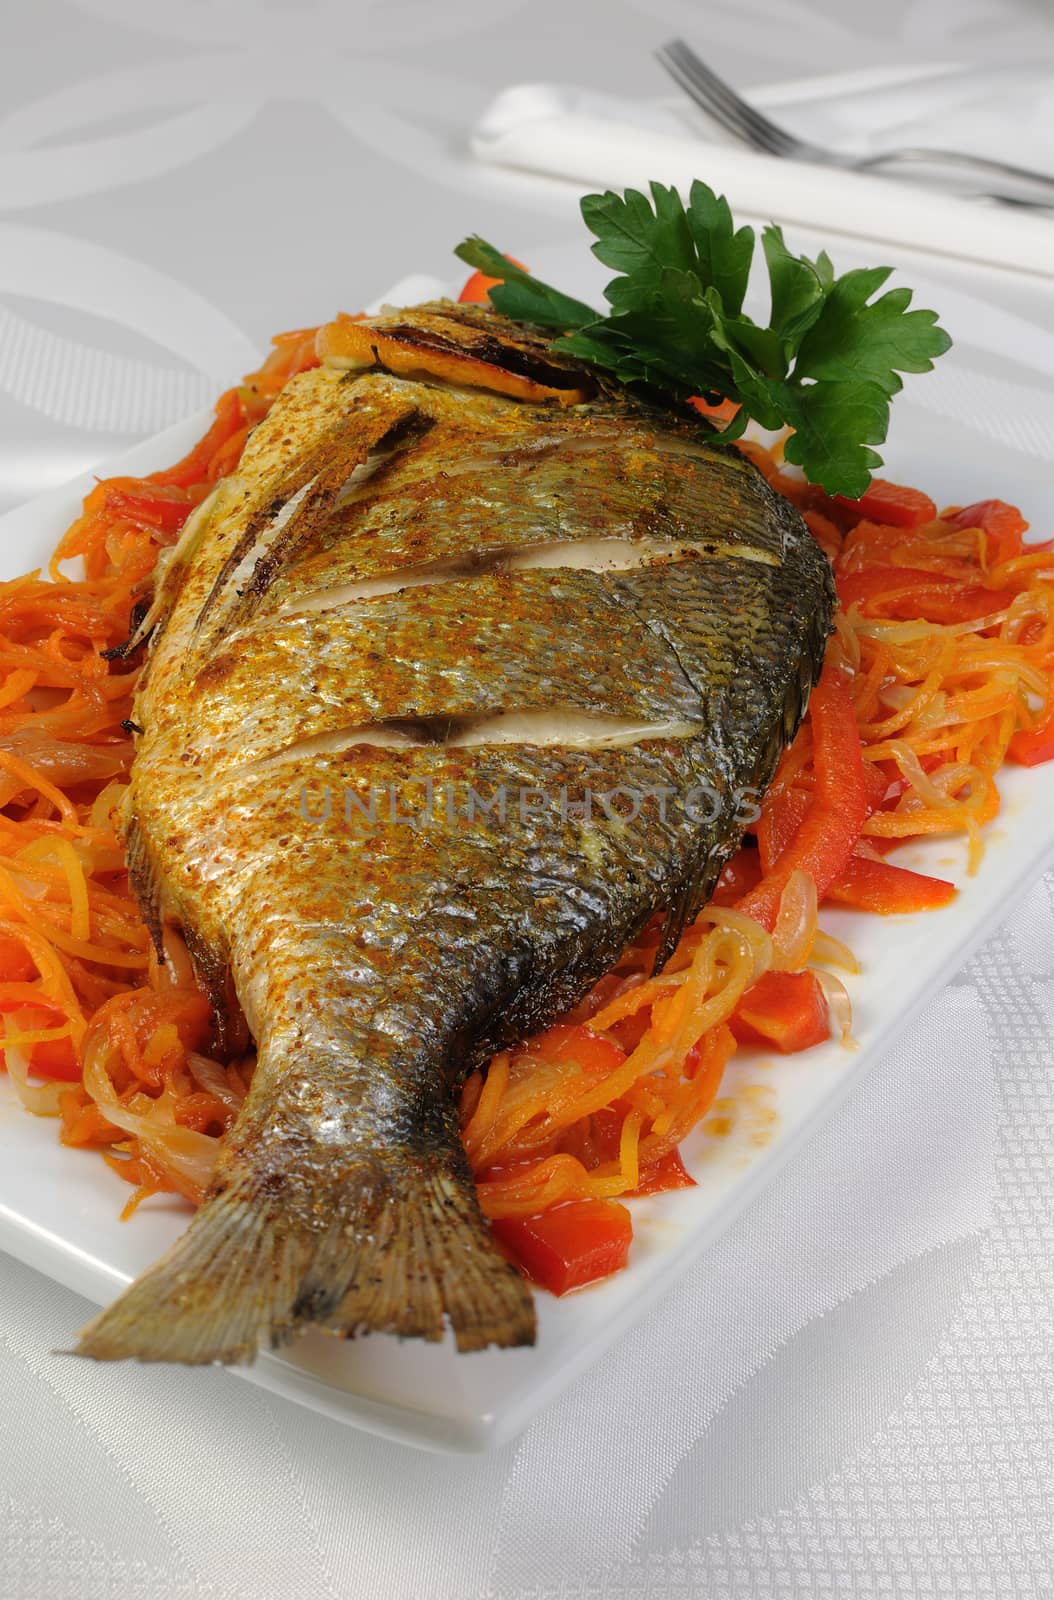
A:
[[656, 38, 1054, 207]]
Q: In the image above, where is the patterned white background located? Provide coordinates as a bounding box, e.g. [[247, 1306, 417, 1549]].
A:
[[1, 1, 1053, 1596]]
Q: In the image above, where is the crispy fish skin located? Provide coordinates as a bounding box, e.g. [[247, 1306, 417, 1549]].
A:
[[76, 304, 834, 1364]]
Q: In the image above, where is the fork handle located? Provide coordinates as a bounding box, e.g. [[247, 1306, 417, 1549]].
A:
[[855, 147, 1054, 202]]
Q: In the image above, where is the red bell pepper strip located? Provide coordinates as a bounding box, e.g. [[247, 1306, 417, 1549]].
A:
[[491, 1198, 633, 1295], [756, 786, 810, 874], [458, 256, 528, 305], [148, 389, 245, 489], [758, 760, 887, 876], [731, 970, 831, 1054], [862, 761, 892, 812], [836, 566, 1004, 623], [755, 770, 951, 913], [826, 855, 955, 914], [947, 499, 1029, 565], [458, 270, 496, 304], [89, 479, 194, 536], [204, 426, 252, 484], [738, 660, 868, 931], [839, 519, 918, 567], [829, 478, 937, 529]]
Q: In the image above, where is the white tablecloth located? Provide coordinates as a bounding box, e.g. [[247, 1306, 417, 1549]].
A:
[[2, 2, 1053, 1596]]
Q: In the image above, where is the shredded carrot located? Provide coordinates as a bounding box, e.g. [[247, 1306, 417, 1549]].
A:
[[2, 332, 1050, 1292], [0, 324, 322, 1208]]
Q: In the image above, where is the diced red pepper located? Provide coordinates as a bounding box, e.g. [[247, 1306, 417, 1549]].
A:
[[738, 660, 868, 931], [689, 396, 740, 425], [458, 256, 528, 304], [458, 270, 498, 304], [862, 761, 892, 812], [606, 1010, 654, 1055], [947, 499, 1029, 565], [827, 855, 955, 914], [830, 479, 937, 529], [0, 936, 37, 985], [1009, 712, 1054, 767], [838, 519, 915, 568], [30, 1035, 81, 1082], [802, 509, 842, 560], [522, 1022, 626, 1077], [711, 845, 763, 905], [731, 969, 831, 1054], [566, 972, 624, 1023], [572, 1106, 624, 1168], [491, 1198, 633, 1295], [871, 752, 942, 806], [632, 1148, 696, 1196], [1011, 731, 1054, 766]]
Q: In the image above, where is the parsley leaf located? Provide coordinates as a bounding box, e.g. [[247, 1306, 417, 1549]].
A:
[[779, 379, 890, 499], [685, 183, 755, 317], [761, 225, 828, 347], [454, 183, 952, 496], [582, 184, 697, 287], [793, 271, 951, 395], [453, 238, 596, 332]]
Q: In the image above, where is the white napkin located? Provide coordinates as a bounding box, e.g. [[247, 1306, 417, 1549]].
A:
[[472, 64, 1054, 278]]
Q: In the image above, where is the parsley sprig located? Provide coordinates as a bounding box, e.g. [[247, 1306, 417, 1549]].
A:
[[455, 181, 951, 498]]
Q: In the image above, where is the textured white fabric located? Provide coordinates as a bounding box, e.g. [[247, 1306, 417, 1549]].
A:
[[2, 1, 1054, 1595], [471, 72, 1054, 277], [474, 62, 1054, 175]]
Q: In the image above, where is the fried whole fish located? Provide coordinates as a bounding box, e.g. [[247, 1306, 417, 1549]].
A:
[[76, 303, 834, 1363]]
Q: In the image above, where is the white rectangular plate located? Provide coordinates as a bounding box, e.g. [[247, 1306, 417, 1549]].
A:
[[1, 250, 1053, 1453]]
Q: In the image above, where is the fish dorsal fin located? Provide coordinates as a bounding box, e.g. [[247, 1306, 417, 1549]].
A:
[[190, 401, 432, 658], [122, 811, 164, 958], [107, 481, 231, 664]]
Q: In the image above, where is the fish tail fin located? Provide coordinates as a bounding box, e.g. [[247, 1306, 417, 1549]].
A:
[[73, 1153, 535, 1364]]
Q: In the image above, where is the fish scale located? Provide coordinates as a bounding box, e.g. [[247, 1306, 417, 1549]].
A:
[[76, 302, 834, 1366], [271, 402, 784, 600], [186, 570, 708, 773]]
